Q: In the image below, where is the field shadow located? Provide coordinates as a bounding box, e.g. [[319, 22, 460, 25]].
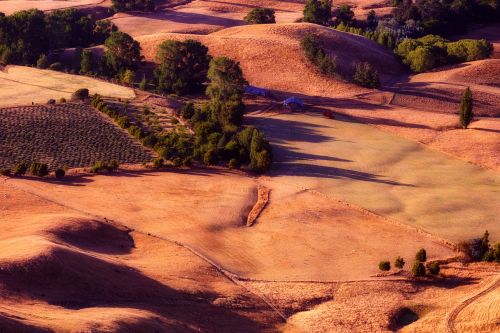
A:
[[414, 275, 481, 289], [0, 244, 277, 332], [130, 9, 244, 28]]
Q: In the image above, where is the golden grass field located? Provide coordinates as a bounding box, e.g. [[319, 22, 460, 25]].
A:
[[0, 0, 499, 331], [0, 66, 135, 106]]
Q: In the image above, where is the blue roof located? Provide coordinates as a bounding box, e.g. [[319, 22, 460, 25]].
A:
[[284, 97, 304, 107]]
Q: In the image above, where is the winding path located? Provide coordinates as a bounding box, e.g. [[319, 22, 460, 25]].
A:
[[446, 276, 500, 333]]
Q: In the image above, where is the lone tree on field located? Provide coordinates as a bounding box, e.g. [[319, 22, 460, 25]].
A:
[[428, 262, 440, 275], [303, 0, 332, 26], [459, 87, 473, 128], [378, 261, 391, 271], [244, 8, 276, 24], [412, 261, 426, 277], [395, 256, 405, 269], [415, 248, 427, 262]]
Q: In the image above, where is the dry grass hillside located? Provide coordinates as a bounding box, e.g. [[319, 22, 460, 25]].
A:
[[0, 0, 108, 14], [138, 23, 403, 98], [392, 60, 500, 117]]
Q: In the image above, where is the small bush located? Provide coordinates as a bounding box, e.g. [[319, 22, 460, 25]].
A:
[[54, 168, 66, 178], [412, 261, 426, 277], [71, 88, 90, 101], [182, 157, 192, 167], [244, 8, 276, 24], [13, 162, 28, 175], [29, 162, 49, 177], [117, 116, 131, 129], [379, 261, 391, 271], [49, 62, 63, 71], [300, 34, 337, 76], [353, 62, 380, 88], [59, 97, 67, 103], [428, 262, 440, 275], [172, 157, 182, 167], [203, 148, 218, 166], [152, 157, 164, 169], [395, 256, 405, 269], [91, 161, 107, 173], [415, 248, 427, 262], [108, 159, 119, 171], [47, 99, 56, 105], [36, 54, 48, 69], [228, 158, 240, 169], [0, 168, 11, 176]]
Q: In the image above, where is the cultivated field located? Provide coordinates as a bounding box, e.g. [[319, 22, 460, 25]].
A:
[[0, 66, 135, 107], [0, 0, 108, 14], [0, 104, 153, 169]]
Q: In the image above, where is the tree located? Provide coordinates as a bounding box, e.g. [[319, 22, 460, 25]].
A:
[[395, 256, 405, 269], [303, 0, 332, 26], [104, 31, 142, 75], [154, 39, 210, 95], [337, 5, 354, 24], [379, 261, 391, 271], [459, 87, 473, 129], [71, 88, 89, 101], [366, 10, 378, 30], [93, 20, 117, 44], [428, 262, 440, 275], [353, 62, 380, 88], [36, 54, 48, 69], [206, 57, 247, 101], [29, 162, 49, 177], [412, 261, 426, 277], [112, 0, 155, 12], [244, 8, 276, 24], [415, 248, 427, 262], [300, 34, 336, 76], [139, 74, 147, 90], [121, 69, 135, 85], [80, 49, 93, 74], [249, 128, 272, 173]]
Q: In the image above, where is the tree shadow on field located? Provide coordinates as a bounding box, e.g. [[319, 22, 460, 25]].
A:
[[15, 167, 230, 187], [130, 9, 244, 28], [414, 275, 481, 289]]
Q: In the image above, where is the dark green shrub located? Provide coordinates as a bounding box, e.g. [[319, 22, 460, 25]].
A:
[[47, 99, 56, 105], [36, 54, 48, 69], [152, 157, 164, 169], [395, 256, 405, 269], [228, 158, 240, 169], [203, 147, 218, 165], [80, 49, 94, 74], [141, 133, 158, 148], [428, 262, 440, 275], [353, 62, 380, 88], [303, 0, 332, 26], [108, 159, 119, 171], [415, 248, 427, 262], [244, 8, 276, 24], [91, 161, 106, 173], [49, 62, 64, 71], [112, 0, 154, 12], [128, 125, 144, 139], [0, 168, 11, 176], [182, 157, 192, 167], [300, 34, 337, 76], [117, 115, 131, 129], [104, 32, 142, 74], [59, 97, 66, 103], [379, 261, 391, 271], [13, 162, 28, 175], [412, 261, 426, 277], [482, 243, 500, 263], [29, 162, 49, 177], [459, 87, 473, 129], [172, 157, 182, 167], [71, 88, 89, 101], [180, 102, 195, 119], [55, 168, 65, 178]]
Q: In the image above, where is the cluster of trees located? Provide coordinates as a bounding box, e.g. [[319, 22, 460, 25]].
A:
[[244, 8, 276, 24], [300, 33, 380, 88], [92, 54, 273, 173], [393, 0, 500, 37], [111, 0, 155, 12], [379, 248, 441, 276], [395, 35, 492, 72], [458, 230, 500, 263], [0, 161, 66, 178], [0, 9, 114, 66]]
